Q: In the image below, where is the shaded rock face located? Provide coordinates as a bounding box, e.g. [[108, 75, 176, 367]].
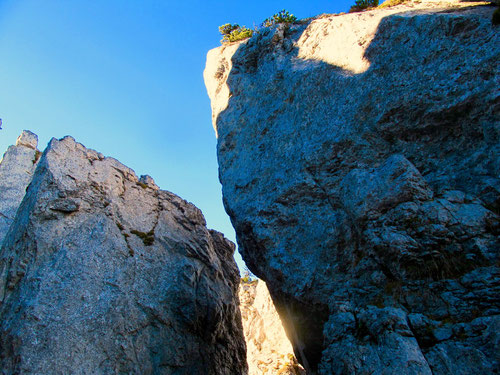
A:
[[0, 135, 247, 374], [239, 280, 305, 375], [205, 1, 499, 373], [0, 131, 39, 245]]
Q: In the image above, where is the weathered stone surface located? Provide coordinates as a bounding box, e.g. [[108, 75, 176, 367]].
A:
[[205, 1, 499, 373], [239, 280, 305, 375], [0, 135, 247, 374], [0, 130, 39, 245]]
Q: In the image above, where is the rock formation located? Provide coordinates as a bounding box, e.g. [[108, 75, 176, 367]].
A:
[[0, 131, 40, 245], [239, 280, 305, 375], [0, 134, 247, 374], [205, 1, 499, 373]]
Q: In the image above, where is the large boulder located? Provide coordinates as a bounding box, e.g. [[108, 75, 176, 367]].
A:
[[0, 135, 247, 374], [205, 1, 499, 373]]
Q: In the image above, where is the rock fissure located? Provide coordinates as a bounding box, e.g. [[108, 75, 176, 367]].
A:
[[239, 279, 306, 375], [284, 304, 311, 373], [406, 317, 436, 375]]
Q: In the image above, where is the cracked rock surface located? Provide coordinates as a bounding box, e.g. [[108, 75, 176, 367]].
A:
[[204, 1, 499, 373], [0, 135, 247, 374]]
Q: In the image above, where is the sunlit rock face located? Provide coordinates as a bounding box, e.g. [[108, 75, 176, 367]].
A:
[[0, 131, 40, 245], [205, 1, 499, 373], [239, 280, 305, 375], [0, 134, 247, 375]]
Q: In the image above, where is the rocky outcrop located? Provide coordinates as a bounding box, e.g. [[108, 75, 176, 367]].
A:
[[205, 1, 499, 373], [0, 135, 247, 374], [0, 131, 40, 245], [239, 280, 305, 375]]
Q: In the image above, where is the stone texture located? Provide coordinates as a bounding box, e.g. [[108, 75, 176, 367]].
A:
[[0, 135, 247, 374], [0, 130, 39, 245], [205, 1, 499, 373], [239, 280, 305, 375]]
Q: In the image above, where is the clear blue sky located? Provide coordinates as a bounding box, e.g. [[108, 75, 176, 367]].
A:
[[0, 0, 355, 270]]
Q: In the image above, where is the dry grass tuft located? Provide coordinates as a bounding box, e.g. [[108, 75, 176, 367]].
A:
[[378, 0, 411, 8]]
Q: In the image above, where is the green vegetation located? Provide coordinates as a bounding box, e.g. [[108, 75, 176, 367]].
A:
[[136, 181, 148, 189], [241, 274, 251, 283], [241, 266, 257, 283], [219, 23, 254, 43], [261, 9, 297, 28], [32, 150, 42, 164], [241, 271, 252, 283], [219, 9, 297, 44], [349, 0, 379, 12], [276, 354, 303, 375], [131, 229, 155, 246]]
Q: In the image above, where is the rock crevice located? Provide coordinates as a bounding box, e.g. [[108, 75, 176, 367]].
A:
[[239, 280, 305, 375]]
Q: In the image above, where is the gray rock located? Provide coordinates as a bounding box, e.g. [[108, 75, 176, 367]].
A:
[[204, 1, 499, 373], [0, 130, 39, 245], [425, 316, 500, 375], [0, 135, 247, 374], [139, 174, 159, 190]]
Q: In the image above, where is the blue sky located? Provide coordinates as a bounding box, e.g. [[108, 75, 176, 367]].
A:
[[0, 0, 355, 270]]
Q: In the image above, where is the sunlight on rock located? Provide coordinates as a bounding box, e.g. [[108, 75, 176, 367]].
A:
[[204, 0, 491, 138], [296, 0, 491, 74], [240, 280, 305, 375], [204, 43, 240, 136]]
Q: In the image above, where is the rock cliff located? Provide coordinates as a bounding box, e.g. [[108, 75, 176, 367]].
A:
[[239, 280, 305, 375], [205, 1, 499, 373], [0, 131, 40, 245], [0, 134, 247, 374]]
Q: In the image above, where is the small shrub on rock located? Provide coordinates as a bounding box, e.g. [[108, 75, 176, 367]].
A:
[[241, 267, 257, 284], [261, 9, 297, 28], [219, 23, 254, 43], [378, 0, 408, 8], [349, 0, 379, 12], [219, 9, 298, 45], [130, 229, 155, 246]]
